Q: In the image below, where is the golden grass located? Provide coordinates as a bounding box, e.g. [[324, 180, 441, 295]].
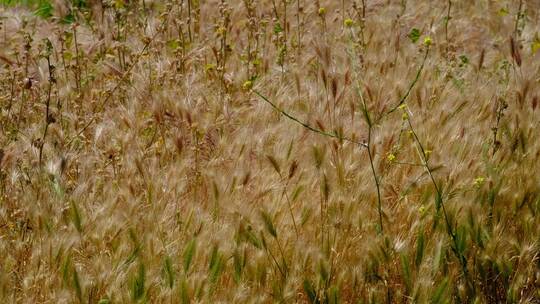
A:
[[1, 0, 540, 302]]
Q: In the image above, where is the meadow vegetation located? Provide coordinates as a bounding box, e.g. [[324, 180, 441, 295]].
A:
[[1, 0, 540, 302]]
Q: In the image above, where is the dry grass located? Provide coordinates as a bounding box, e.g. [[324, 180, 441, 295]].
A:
[[1, 0, 540, 303]]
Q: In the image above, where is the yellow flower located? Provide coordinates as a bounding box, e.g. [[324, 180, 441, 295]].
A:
[[398, 104, 407, 110], [205, 63, 216, 72], [318, 7, 326, 16], [498, 7, 509, 16], [419, 205, 426, 215], [423, 36, 432, 47], [532, 34, 540, 54], [473, 176, 485, 188], [402, 112, 409, 120], [216, 26, 226, 36], [242, 80, 253, 90], [387, 153, 396, 163], [344, 18, 354, 27]]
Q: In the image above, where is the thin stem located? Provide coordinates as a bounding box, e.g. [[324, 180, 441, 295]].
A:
[[275, 237, 289, 274], [274, 169, 300, 239], [344, 26, 384, 234], [342, 0, 345, 28], [296, 0, 301, 58], [362, 0, 366, 20], [513, 0, 523, 38], [406, 117, 474, 294], [445, 0, 451, 56], [367, 126, 383, 233], [320, 173, 326, 250], [384, 47, 430, 117], [253, 91, 367, 148], [73, 25, 81, 92], [187, 0, 192, 42], [264, 241, 286, 278], [281, 180, 299, 239], [283, 0, 287, 49], [39, 56, 54, 167]]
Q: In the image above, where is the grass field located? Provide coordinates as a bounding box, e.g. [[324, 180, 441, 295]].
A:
[[1, 0, 540, 303]]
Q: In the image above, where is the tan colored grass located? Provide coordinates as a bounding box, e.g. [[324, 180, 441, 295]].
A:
[[1, 0, 540, 303]]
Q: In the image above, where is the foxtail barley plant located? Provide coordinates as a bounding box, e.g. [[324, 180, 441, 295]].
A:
[[1, 0, 540, 303]]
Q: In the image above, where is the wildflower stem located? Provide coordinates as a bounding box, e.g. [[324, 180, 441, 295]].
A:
[[384, 47, 430, 117], [406, 117, 474, 294], [344, 26, 385, 234], [445, 0, 452, 56], [253, 91, 368, 148], [367, 126, 384, 233]]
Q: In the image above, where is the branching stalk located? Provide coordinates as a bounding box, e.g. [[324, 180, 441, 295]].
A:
[[384, 47, 430, 116], [253, 91, 367, 148], [405, 117, 474, 294]]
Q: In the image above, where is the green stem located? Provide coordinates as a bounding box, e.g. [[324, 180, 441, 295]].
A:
[[367, 126, 383, 233], [384, 47, 430, 117], [406, 117, 474, 294], [253, 91, 367, 148]]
